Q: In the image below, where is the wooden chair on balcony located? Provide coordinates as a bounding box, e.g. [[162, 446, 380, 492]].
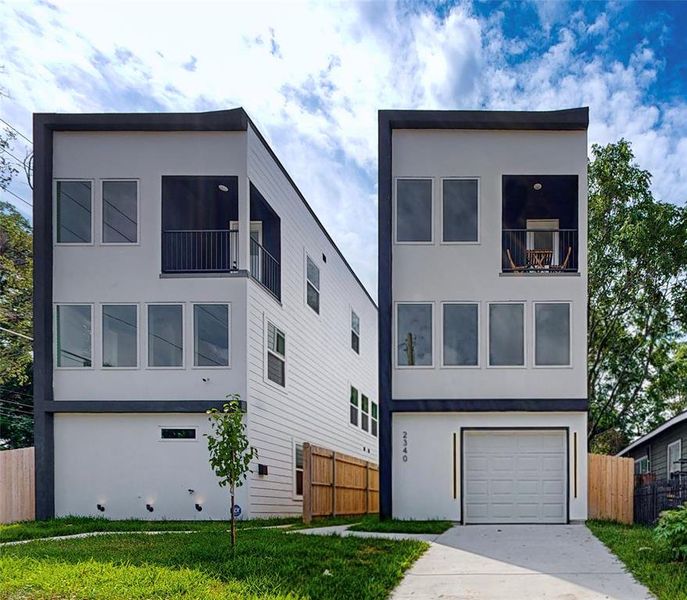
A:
[[505, 248, 526, 272], [549, 246, 572, 272]]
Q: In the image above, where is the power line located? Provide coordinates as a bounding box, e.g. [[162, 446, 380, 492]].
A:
[[0, 326, 33, 341], [0, 118, 32, 146], [2, 187, 32, 208], [0, 398, 33, 412], [0, 387, 34, 403], [0, 146, 31, 171], [0, 402, 33, 415]]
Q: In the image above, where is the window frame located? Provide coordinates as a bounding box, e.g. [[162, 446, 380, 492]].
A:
[[394, 301, 435, 369], [440, 177, 480, 245], [351, 308, 360, 354], [54, 179, 95, 246], [635, 455, 650, 475], [393, 177, 434, 245], [101, 178, 140, 246], [349, 385, 360, 428], [487, 301, 526, 369], [54, 303, 94, 370], [533, 301, 573, 368], [668, 440, 682, 476], [145, 302, 185, 370], [440, 301, 480, 369], [371, 401, 378, 438], [361, 393, 370, 433], [264, 316, 286, 389], [159, 426, 198, 443], [191, 302, 231, 369], [101, 302, 139, 370], [304, 252, 321, 315]]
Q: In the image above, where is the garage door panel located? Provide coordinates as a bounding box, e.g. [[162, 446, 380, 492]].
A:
[[464, 430, 567, 524]]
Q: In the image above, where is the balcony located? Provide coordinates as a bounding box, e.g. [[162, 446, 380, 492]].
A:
[[502, 175, 579, 274], [160, 176, 281, 300]]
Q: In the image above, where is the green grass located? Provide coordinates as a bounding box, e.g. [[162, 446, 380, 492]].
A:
[[588, 520, 687, 600], [0, 515, 300, 543], [348, 516, 453, 534], [0, 527, 427, 600]]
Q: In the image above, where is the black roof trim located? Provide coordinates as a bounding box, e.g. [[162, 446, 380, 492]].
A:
[[33, 108, 375, 306], [380, 107, 589, 131]]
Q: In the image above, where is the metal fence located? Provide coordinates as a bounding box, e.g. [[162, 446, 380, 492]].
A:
[[502, 229, 578, 273], [162, 229, 239, 273], [250, 237, 280, 300], [634, 478, 687, 525]]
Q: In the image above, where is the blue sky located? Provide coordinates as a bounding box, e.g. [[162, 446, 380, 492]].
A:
[[1, 0, 686, 296]]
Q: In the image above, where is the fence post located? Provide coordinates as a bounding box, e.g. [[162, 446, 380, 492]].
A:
[[332, 451, 337, 517], [365, 461, 370, 514], [302, 443, 312, 525]]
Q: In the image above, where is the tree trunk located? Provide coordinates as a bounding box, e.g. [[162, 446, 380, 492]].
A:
[[230, 489, 236, 547]]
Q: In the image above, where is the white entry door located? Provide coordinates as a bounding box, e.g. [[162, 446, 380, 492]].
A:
[[463, 430, 567, 524]]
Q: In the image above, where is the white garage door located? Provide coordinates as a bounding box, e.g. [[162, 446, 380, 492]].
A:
[[463, 430, 567, 524]]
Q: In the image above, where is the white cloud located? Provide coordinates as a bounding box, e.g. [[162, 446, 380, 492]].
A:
[[0, 0, 685, 297]]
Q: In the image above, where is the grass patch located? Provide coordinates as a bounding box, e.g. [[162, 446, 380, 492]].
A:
[[0, 528, 426, 600], [348, 516, 452, 534], [588, 520, 687, 600], [0, 515, 300, 543]]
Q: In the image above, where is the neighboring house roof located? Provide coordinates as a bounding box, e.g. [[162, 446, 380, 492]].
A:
[[33, 108, 376, 308], [617, 410, 687, 456]]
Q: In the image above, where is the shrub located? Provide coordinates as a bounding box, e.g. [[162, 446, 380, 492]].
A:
[[654, 503, 687, 560]]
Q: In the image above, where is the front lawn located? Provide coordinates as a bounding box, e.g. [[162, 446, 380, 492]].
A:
[[588, 520, 687, 600], [0, 525, 426, 600], [348, 516, 453, 535]]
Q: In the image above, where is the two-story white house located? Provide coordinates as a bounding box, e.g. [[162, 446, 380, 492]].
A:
[[33, 108, 378, 521], [378, 108, 589, 523]]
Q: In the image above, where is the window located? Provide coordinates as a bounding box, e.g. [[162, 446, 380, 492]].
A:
[[635, 456, 649, 475], [147, 304, 183, 367], [267, 321, 286, 386], [442, 179, 478, 242], [371, 401, 378, 437], [668, 440, 682, 476], [488, 303, 524, 366], [160, 428, 196, 440], [102, 180, 138, 243], [306, 256, 320, 314], [351, 310, 360, 354], [443, 303, 478, 366], [294, 442, 304, 496], [397, 303, 433, 366], [102, 304, 137, 368], [396, 179, 432, 242], [361, 394, 370, 432], [535, 303, 571, 366], [350, 386, 359, 426], [56, 180, 92, 243], [56, 304, 92, 367], [193, 304, 230, 367]]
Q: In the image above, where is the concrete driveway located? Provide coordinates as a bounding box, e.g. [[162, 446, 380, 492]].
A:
[[392, 524, 653, 600]]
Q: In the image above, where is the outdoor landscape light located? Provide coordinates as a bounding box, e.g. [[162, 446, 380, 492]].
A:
[[96, 504, 105, 512], [533, 182, 542, 190], [218, 184, 229, 192], [195, 503, 203, 512], [146, 503, 154, 512]]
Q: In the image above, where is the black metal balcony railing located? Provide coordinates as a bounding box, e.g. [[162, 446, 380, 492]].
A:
[[162, 229, 239, 273], [502, 229, 578, 273], [250, 237, 281, 301]]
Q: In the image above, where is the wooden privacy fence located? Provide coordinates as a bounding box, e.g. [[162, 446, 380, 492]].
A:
[[588, 453, 634, 524], [302, 443, 378, 524], [0, 447, 35, 524]]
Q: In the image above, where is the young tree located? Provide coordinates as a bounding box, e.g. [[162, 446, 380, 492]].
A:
[[588, 140, 687, 448], [205, 395, 257, 546]]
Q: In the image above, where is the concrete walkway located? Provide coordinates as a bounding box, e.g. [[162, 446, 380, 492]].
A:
[[292, 524, 439, 542], [391, 524, 653, 600], [0, 530, 196, 547]]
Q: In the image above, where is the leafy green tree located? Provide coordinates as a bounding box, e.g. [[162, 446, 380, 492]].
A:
[[588, 140, 687, 449], [205, 395, 257, 546]]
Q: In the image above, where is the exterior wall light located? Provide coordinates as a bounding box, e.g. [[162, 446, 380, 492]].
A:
[[146, 503, 154, 512], [533, 182, 543, 190], [195, 503, 203, 512], [96, 504, 105, 512], [218, 184, 229, 192]]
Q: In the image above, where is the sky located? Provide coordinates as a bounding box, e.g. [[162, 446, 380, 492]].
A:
[[1, 0, 686, 297]]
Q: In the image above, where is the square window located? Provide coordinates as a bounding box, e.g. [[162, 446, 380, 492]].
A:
[[488, 303, 524, 366], [396, 179, 432, 242], [102, 304, 137, 368], [56, 304, 92, 367], [443, 303, 478, 366], [442, 179, 478, 242], [102, 180, 138, 243], [148, 304, 183, 367], [194, 304, 230, 367], [397, 303, 433, 366], [56, 181, 92, 243], [535, 303, 571, 366]]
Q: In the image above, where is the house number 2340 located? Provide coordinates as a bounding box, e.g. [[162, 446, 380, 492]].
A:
[[401, 431, 409, 462]]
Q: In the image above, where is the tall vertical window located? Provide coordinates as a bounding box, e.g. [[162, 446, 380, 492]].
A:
[[102, 180, 138, 243], [351, 310, 360, 354], [488, 303, 525, 367], [56, 304, 92, 367], [294, 442, 304, 496], [534, 303, 571, 366], [361, 394, 370, 432], [396, 179, 432, 242], [635, 456, 649, 475], [442, 179, 478, 242], [349, 386, 359, 426], [102, 304, 137, 368], [267, 321, 286, 386], [306, 256, 320, 314], [147, 304, 183, 367], [371, 401, 378, 437], [668, 440, 682, 476], [56, 181, 92, 243], [397, 303, 433, 366], [193, 304, 230, 367], [443, 303, 478, 366]]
